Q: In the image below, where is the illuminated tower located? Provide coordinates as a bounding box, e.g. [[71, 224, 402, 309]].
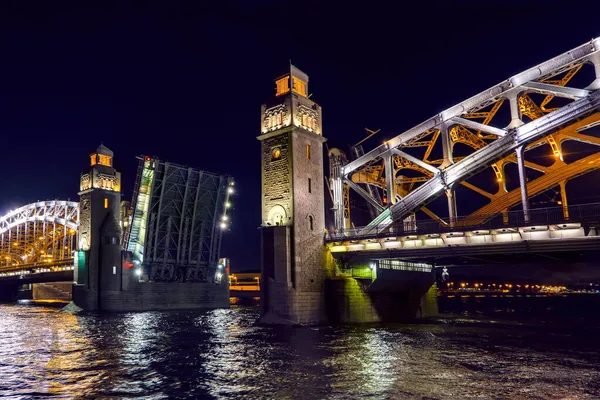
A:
[[73, 144, 123, 310], [258, 65, 327, 325]]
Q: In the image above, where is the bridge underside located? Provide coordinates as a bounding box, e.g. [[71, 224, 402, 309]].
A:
[[332, 237, 600, 267]]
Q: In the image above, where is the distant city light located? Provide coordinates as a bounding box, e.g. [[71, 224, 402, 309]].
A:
[[220, 222, 227, 229], [227, 187, 234, 194], [225, 202, 231, 208], [222, 215, 228, 221]]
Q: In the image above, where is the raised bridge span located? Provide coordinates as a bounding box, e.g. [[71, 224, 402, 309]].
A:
[[0, 153, 234, 305]]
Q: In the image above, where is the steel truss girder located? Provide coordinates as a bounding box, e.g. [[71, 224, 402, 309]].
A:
[[522, 81, 589, 100], [342, 38, 600, 176], [0, 200, 79, 269], [344, 179, 385, 213], [361, 90, 600, 233], [391, 148, 439, 175], [0, 201, 79, 235], [133, 157, 230, 281], [450, 117, 506, 137]]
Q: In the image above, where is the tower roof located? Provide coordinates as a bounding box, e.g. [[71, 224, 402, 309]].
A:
[[96, 143, 113, 157]]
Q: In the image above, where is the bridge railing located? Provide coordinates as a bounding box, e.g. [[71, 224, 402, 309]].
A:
[[326, 203, 600, 241]]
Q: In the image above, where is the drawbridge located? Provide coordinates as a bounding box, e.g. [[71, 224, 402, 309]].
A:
[[0, 157, 234, 284], [329, 37, 600, 238]]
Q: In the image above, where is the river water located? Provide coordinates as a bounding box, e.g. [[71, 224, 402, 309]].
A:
[[1, 299, 599, 399]]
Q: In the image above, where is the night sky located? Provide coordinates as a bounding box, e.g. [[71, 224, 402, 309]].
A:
[[2, 2, 600, 274]]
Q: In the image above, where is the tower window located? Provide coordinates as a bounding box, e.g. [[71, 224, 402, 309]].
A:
[[275, 76, 290, 96], [272, 147, 281, 161], [98, 155, 111, 167], [90, 154, 97, 166], [292, 77, 307, 97], [306, 144, 311, 160], [104, 198, 109, 209], [308, 178, 312, 193], [308, 215, 314, 231]]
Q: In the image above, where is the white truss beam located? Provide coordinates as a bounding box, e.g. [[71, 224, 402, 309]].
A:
[[360, 90, 600, 234], [391, 149, 440, 175], [0, 201, 79, 234], [342, 37, 600, 177], [450, 117, 507, 137], [344, 179, 385, 213], [522, 81, 590, 100]]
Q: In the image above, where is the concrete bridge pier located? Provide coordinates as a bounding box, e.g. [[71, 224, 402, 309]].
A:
[[324, 267, 439, 324], [260, 226, 329, 325]]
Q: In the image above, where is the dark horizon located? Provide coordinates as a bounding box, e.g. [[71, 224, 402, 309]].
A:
[[2, 2, 600, 273]]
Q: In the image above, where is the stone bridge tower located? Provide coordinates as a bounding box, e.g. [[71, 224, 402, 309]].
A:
[[258, 65, 327, 325], [73, 144, 123, 310]]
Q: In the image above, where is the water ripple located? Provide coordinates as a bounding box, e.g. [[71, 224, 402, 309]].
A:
[[0, 303, 599, 399]]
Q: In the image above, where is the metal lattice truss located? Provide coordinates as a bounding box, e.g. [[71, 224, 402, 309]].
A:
[[334, 37, 600, 235], [0, 201, 79, 269], [126, 157, 231, 282]]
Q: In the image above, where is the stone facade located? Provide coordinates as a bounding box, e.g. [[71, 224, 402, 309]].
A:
[[261, 132, 293, 226], [73, 144, 123, 310], [291, 130, 327, 294], [258, 67, 328, 325]]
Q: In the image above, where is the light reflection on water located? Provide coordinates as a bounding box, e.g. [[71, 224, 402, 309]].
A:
[[0, 302, 599, 399]]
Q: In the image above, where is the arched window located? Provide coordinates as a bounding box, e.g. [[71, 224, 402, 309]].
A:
[[308, 215, 314, 231]]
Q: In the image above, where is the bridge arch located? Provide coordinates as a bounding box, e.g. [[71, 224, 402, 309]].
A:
[[0, 201, 79, 268]]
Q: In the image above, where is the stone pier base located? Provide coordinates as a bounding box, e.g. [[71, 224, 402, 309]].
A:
[[325, 278, 438, 324], [33, 282, 72, 301], [73, 280, 229, 312], [259, 279, 326, 325]]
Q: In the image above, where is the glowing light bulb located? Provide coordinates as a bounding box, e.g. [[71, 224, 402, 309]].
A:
[[227, 187, 234, 194], [222, 215, 228, 221], [225, 202, 231, 208], [220, 222, 227, 229]]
